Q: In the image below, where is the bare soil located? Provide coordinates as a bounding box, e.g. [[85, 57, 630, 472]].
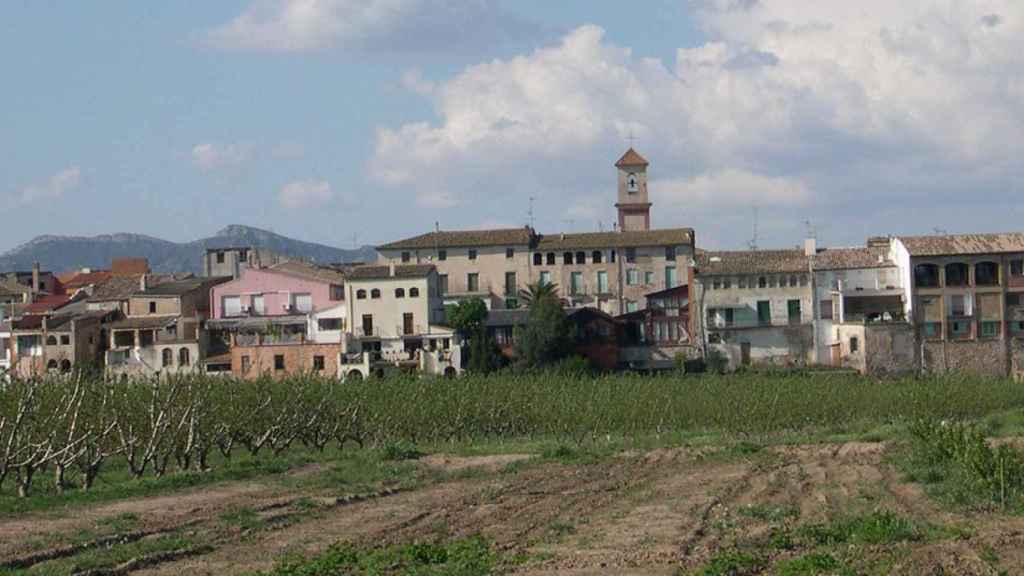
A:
[[4, 446, 1024, 575]]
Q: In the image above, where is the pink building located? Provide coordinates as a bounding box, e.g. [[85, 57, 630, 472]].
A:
[[209, 262, 346, 319]]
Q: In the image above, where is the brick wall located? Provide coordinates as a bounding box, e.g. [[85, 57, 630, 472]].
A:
[[231, 343, 341, 380]]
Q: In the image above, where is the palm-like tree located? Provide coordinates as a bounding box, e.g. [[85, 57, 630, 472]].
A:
[[518, 281, 559, 308]]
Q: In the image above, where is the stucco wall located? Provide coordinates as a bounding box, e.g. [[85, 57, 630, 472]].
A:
[[210, 268, 342, 319], [232, 343, 342, 380], [347, 275, 438, 338]]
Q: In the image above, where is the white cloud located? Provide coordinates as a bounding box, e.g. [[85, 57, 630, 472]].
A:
[[17, 167, 81, 206], [191, 142, 251, 172], [371, 5, 1024, 246], [204, 0, 534, 53], [279, 179, 334, 209]]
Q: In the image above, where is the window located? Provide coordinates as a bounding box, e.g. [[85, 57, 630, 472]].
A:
[[914, 264, 940, 288], [575, 251, 585, 264], [645, 271, 654, 285], [546, 252, 556, 265], [627, 269, 639, 285], [799, 275, 808, 287], [274, 354, 285, 370], [149, 301, 157, 314], [313, 355, 325, 371], [757, 301, 771, 325], [949, 320, 970, 338], [252, 294, 265, 314], [563, 252, 573, 265], [1012, 259, 1024, 277], [976, 261, 1000, 286], [610, 250, 616, 263], [850, 337, 859, 353], [46, 335, 58, 345], [293, 293, 313, 312], [570, 272, 583, 295], [626, 301, 638, 313], [945, 263, 969, 287], [216, 252, 225, 264], [788, 275, 798, 287], [409, 287, 419, 298], [162, 348, 172, 367], [950, 294, 966, 316], [768, 276, 777, 288], [370, 289, 381, 299], [506, 247, 514, 259], [468, 249, 478, 260], [223, 295, 242, 316], [597, 270, 609, 294], [401, 251, 411, 263], [665, 246, 676, 261], [356, 289, 367, 300], [539, 271, 551, 286], [758, 276, 768, 288], [318, 318, 342, 331], [712, 279, 721, 290], [820, 300, 834, 320], [922, 322, 941, 339], [627, 173, 638, 192], [395, 288, 405, 298], [467, 273, 479, 292], [178, 347, 190, 367], [592, 251, 603, 264], [787, 300, 802, 324], [361, 314, 373, 336], [438, 250, 447, 261], [723, 277, 732, 289], [241, 355, 251, 374], [438, 275, 448, 295], [665, 266, 678, 288], [505, 272, 517, 296], [533, 253, 542, 266], [980, 321, 1001, 339], [60, 334, 70, 345], [1011, 321, 1024, 334], [1008, 293, 1021, 306], [626, 248, 636, 263], [738, 277, 747, 289]]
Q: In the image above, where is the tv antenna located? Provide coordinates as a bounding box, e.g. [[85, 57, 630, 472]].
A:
[[747, 206, 759, 250], [528, 196, 535, 229]]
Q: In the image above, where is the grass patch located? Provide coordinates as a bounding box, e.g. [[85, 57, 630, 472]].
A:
[[773, 553, 854, 576], [797, 510, 921, 546], [256, 535, 497, 576], [738, 504, 800, 523], [17, 533, 195, 575], [221, 507, 262, 532], [690, 549, 765, 576]]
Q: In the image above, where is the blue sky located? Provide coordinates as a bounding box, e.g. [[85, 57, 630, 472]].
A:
[[3, 1, 1023, 252]]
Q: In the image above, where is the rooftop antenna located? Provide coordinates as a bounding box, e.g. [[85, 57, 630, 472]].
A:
[[626, 128, 637, 149], [747, 206, 759, 251], [527, 196, 535, 229]]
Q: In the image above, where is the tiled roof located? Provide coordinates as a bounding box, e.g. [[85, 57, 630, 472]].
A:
[[536, 228, 693, 251], [62, 270, 113, 290], [812, 247, 893, 271], [109, 315, 179, 330], [135, 276, 226, 297], [345, 264, 435, 280], [615, 148, 649, 168], [698, 250, 809, 276], [267, 261, 346, 284], [644, 284, 689, 299], [898, 233, 1024, 257], [88, 273, 187, 302], [378, 228, 534, 250], [24, 295, 73, 315]]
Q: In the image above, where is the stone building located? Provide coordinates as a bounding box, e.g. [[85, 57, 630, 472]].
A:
[[202, 247, 289, 279], [376, 148, 695, 317]]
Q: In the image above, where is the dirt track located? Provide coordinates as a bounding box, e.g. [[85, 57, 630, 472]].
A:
[[4, 443, 1024, 575]]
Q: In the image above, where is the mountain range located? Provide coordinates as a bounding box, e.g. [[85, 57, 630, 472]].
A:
[[0, 225, 378, 274]]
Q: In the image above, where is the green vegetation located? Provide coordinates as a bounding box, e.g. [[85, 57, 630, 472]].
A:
[[773, 553, 853, 576], [797, 510, 922, 546], [256, 535, 497, 576], [514, 283, 572, 369], [692, 550, 765, 576]]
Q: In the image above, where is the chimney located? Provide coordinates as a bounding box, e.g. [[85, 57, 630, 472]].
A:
[[140, 273, 148, 292], [31, 262, 40, 293], [804, 238, 817, 257]]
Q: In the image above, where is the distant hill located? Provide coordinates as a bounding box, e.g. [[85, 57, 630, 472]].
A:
[[0, 225, 378, 274]]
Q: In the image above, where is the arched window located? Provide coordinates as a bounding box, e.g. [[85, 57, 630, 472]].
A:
[[575, 252, 586, 264], [46, 335, 58, 345], [47, 359, 58, 370], [592, 251, 603, 264], [563, 252, 573, 265], [628, 174, 638, 191], [395, 288, 405, 298], [976, 261, 1000, 286], [409, 287, 420, 298], [178, 347, 190, 367], [371, 289, 381, 299], [356, 289, 367, 300], [546, 252, 555, 265], [789, 275, 798, 287], [945, 263, 969, 287], [533, 253, 542, 266], [914, 264, 940, 288], [162, 348, 173, 367], [60, 359, 71, 373], [758, 276, 768, 288]]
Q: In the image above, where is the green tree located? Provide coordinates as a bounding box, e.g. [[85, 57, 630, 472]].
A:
[[514, 290, 572, 370], [445, 298, 489, 337], [467, 325, 502, 374], [518, 281, 559, 308]]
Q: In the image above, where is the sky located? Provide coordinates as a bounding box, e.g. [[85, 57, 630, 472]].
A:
[[2, 1, 1023, 253]]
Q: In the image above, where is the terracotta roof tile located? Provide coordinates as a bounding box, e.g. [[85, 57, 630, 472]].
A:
[[698, 250, 809, 276], [378, 228, 534, 251], [898, 233, 1024, 257], [346, 264, 435, 280], [267, 261, 346, 284], [812, 247, 894, 271], [88, 274, 188, 302], [536, 229, 693, 251], [615, 148, 649, 168]]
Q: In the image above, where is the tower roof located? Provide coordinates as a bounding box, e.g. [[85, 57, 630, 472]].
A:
[[615, 147, 649, 168]]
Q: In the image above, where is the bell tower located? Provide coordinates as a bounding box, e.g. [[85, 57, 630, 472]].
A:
[[614, 148, 651, 231]]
